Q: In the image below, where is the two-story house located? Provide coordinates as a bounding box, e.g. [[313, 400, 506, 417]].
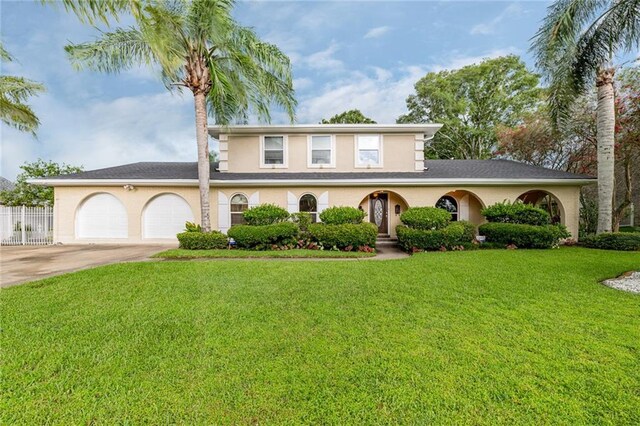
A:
[[33, 124, 594, 243]]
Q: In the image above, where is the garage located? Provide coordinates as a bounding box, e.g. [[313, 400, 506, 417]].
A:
[[143, 193, 194, 239], [76, 193, 128, 239]]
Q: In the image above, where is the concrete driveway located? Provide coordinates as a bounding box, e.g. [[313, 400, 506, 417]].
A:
[[1, 244, 174, 287]]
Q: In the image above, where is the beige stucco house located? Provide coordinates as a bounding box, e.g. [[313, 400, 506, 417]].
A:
[[32, 124, 594, 244]]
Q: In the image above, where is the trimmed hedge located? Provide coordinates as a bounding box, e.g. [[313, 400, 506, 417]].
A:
[[581, 232, 640, 251], [482, 201, 550, 226], [308, 223, 377, 250], [242, 204, 290, 226], [319, 206, 365, 225], [177, 231, 228, 250], [400, 207, 451, 230], [619, 226, 640, 233], [479, 222, 570, 249], [290, 212, 312, 232], [227, 222, 299, 249], [396, 222, 474, 251]]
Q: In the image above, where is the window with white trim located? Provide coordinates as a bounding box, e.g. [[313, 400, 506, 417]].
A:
[[230, 194, 248, 225], [309, 135, 334, 167], [262, 135, 285, 166], [299, 194, 318, 222], [356, 135, 382, 167]]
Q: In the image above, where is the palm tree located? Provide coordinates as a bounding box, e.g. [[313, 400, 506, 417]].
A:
[[65, 0, 296, 231], [0, 43, 45, 135], [532, 0, 640, 234]]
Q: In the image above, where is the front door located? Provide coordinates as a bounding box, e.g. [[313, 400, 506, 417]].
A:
[[370, 193, 388, 235]]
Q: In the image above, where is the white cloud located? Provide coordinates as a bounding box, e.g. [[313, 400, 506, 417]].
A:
[[303, 43, 344, 71], [430, 47, 521, 71], [293, 77, 313, 92], [470, 3, 523, 35], [364, 26, 391, 39]]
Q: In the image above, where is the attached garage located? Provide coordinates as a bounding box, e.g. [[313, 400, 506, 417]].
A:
[[142, 193, 194, 239], [76, 193, 128, 239]]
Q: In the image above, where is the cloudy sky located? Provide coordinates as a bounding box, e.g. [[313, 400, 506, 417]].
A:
[[1, 0, 552, 180]]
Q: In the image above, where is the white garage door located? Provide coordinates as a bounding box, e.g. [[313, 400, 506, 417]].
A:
[[143, 194, 194, 239], [76, 193, 128, 239]]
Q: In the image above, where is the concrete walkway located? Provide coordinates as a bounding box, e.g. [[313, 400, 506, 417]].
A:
[[1, 244, 173, 288]]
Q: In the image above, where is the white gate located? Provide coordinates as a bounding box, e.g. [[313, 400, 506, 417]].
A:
[[0, 205, 53, 245]]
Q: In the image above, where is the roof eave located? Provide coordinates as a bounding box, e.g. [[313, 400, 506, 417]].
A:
[[208, 124, 443, 139]]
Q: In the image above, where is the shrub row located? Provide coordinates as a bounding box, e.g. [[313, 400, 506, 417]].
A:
[[227, 222, 299, 249], [318, 206, 365, 225], [177, 231, 228, 250], [581, 232, 640, 251], [399, 207, 451, 230], [242, 204, 290, 226], [396, 221, 476, 251], [308, 223, 377, 250], [479, 222, 569, 249], [481, 201, 550, 226]]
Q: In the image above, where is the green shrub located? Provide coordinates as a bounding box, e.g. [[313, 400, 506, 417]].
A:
[[478, 223, 569, 249], [318, 206, 365, 225], [581, 232, 640, 251], [308, 223, 377, 250], [396, 222, 474, 252], [400, 207, 451, 230], [290, 212, 312, 232], [482, 201, 550, 226], [227, 222, 299, 249], [242, 204, 290, 226], [619, 226, 640, 233], [184, 221, 202, 232], [177, 231, 228, 250]]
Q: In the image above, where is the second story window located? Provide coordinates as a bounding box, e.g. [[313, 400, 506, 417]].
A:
[[262, 135, 286, 167], [356, 135, 382, 167], [309, 135, 335, 167]]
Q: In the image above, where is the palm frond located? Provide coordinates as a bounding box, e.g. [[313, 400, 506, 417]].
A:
[[0, 76, 46, 102], [0, 96, 41, 134], [42, 0, 144, 25]]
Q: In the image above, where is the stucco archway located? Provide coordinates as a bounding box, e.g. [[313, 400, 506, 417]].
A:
[[517, 190, 565, 225], [358, 190, 410, 237], [435, 190, 486, 225]]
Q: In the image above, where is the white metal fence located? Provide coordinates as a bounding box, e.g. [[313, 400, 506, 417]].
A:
[[0, 205, 53, 245]]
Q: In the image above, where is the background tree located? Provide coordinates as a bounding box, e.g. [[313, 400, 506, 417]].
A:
[[65, 0, 296, 232], [532, 0, 640, 233], [0, 160, 83, 206], [321, 109, 376, 124], [0, 43, 45, 134], [397, 55, 542, 159]]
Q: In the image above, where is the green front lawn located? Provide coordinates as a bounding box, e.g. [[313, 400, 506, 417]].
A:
[[153, 248, 376, 259], [2, 248, 639, 424]]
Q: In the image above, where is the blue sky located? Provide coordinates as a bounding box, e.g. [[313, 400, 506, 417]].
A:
[[1, 0, 552, 180]]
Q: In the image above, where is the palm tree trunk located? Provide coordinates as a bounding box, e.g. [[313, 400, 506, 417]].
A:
[[194, 92, 211, 232], [595, 67, 615, 234]]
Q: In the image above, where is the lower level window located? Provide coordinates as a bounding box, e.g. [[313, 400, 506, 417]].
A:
[[436, 195, 458, 221], [299, 194, 318, 222], [230, 194, 248, 225]]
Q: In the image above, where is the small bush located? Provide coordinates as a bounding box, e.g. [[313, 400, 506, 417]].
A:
[[227, 222, 299, 249], [308, 223, 377, 250], [177, 231, 228, 250], [242, 204, 290, 226], [396, 222, 474, 252], [478, 222, 569, 249], [400, 207, 451, 230], [482, 201, 550, 226], [581, 232, 640, 251], [319, 206, 365, 225], [290, 212, 312, 232], [184, 221, 202, 232]]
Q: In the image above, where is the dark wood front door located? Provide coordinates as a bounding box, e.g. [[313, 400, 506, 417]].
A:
[[370, 193, 388, 234]]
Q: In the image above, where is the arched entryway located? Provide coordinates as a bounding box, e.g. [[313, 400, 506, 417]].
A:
[[517, 190, 564, 225], [435, 190, 486, 225], [358, 190, 409, 236]]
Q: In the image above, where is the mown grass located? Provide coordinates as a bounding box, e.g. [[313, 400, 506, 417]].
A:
[[153, 248, 375, 259], [1, 247, 639, 424]]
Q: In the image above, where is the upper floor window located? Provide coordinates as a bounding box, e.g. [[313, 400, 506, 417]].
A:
[[356, 135, 382, 167], [436, 195, 458, 221], [308, 135, 335, 167], [230, 193, 248, 225], [261, 135, 287, 168], [299, 194, 318, 222]]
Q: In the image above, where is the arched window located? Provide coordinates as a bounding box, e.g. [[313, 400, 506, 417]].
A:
[[230, 194, 248, 225], [299, 194, 318, 222], [436, 195, 458, 221]]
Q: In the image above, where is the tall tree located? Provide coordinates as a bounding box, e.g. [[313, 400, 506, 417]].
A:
[[0, 43, 45, 135], [65, 0, 296, 231], [321, 109, 376, 124], [398, 55, 542, 159], [532, 0, 640, 233]]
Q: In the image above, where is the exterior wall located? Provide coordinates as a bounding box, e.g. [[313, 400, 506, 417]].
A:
[[53, 184, 582, 244], [222, 133, 423, 173]]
